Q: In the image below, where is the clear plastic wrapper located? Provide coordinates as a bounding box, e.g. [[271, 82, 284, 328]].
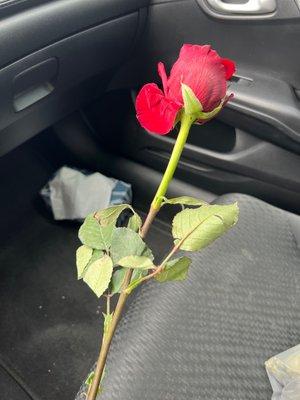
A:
[[265, 344, 300, 400]]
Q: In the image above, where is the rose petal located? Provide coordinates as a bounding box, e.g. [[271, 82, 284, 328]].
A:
[[135, 83, 181, 135], [221, 58, 236, 80], [167, 44, 228, 112], [157, 62, 169, 95]]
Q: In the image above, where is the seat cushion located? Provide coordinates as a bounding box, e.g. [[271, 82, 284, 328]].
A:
[[97, 194, 300, 400]]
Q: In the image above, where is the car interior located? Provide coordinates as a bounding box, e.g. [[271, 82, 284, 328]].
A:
[[0, 0, 299, 399]]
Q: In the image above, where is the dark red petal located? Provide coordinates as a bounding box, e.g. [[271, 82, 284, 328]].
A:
[[221, 58, 236, 80], [167, 44, 229, 112], [179, 44, 211, 58], [135, 83, 181, 135], [157, 62, 168, 95]]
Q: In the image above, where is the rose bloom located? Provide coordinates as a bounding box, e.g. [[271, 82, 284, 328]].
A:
[[135, 44, 235, 135]]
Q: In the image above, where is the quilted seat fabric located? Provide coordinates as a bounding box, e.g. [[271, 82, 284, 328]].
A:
[[94, 194, 300, 400]]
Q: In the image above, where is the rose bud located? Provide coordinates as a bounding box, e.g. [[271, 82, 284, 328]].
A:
[[135, 44, 235, 135]]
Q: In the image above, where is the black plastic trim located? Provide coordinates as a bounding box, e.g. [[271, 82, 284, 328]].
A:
[[227, 71, 300, 146], [0, 0, 149, 69], [196, 0, 300, 20], [0, 12, 140, 156]]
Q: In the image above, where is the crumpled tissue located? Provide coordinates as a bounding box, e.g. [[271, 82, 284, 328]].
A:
[[41, 166, 132, 220]]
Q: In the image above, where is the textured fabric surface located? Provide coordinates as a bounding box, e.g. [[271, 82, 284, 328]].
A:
[[93, 194, 300, 400]]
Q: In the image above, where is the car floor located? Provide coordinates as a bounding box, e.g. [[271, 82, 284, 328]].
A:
[[0, 131, 172, 400]]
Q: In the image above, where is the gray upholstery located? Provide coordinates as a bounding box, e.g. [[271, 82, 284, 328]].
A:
[[94, 194, 300, 400]]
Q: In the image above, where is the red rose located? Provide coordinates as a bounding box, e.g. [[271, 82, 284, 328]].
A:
[[135, 44, 235, 135]]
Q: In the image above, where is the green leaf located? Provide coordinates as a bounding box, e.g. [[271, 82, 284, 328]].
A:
[[162, 196, 208, 207], [127, 213, 142, 232], [87, 249, 104, 266], [76, 245, 93, 279], [78, 214, 114, 251], [125, 277, 144, 294], [110, 268, 127, 294], [95, 204, 142, 231], [123, 266, 150, 295], [181, 83, 203, 117], [103, 312, 114, 337], [85, 370, 95, 386], [77, 248, 104, 280], [131, 268, 148, 281], [83, 255, 113, 298], [95, 204, 129, 227], [155, 256, 191, 283], [118, 255, 154, 270], [110, 268, 148, 294], [110, 227, 153, 264], [142, 246, 154, 260], [85, 368, 106, 395], [172, 203, 239, 251]]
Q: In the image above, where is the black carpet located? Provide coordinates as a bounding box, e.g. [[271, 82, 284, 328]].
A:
[[0, 131, 171, 400], [0, 206, 102, 400]]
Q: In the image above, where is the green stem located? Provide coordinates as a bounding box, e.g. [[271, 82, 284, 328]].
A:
[[151, 112, 194, 210], [87, 112, 194, 400]]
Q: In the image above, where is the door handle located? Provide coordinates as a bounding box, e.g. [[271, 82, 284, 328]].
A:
[[206, 0, 276, 15]]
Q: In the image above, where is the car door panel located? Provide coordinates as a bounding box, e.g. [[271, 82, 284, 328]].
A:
[[106, 0, 300, 212], [0, 0, 149, 156]]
